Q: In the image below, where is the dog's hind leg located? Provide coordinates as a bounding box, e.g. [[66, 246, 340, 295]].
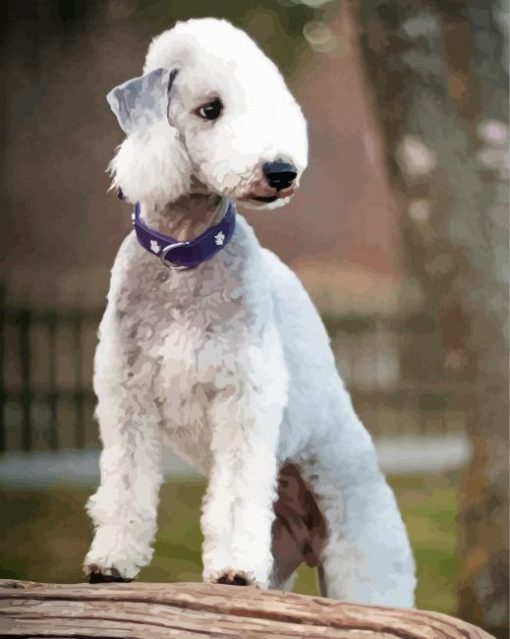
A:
[[300, 413, 416, 606], [270, 462, 326, 592]]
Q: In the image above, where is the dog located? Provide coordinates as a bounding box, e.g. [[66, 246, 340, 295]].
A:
[[84, 17, 416, 605]]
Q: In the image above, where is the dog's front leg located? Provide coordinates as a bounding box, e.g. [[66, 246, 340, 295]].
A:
[[201, 350, 287, 588], [83, 353, 163, 582]]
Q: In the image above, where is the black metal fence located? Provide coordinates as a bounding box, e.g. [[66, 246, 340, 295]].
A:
[[0, 286, 470, 452], [0, 287, 100, 452]]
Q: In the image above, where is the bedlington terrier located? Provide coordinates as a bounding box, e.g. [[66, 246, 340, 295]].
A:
[[84, 17, 416, 606]]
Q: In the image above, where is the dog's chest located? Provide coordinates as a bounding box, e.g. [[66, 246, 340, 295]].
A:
[[167, 277, 246, 467], [114, 242, 249, 433], [109, 229, 266, 471]]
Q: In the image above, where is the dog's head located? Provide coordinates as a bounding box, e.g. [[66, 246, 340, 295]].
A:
[[107, 18, 308, 210]]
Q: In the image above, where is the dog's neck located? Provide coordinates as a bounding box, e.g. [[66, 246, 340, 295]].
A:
[[141, 194, 224, 242]]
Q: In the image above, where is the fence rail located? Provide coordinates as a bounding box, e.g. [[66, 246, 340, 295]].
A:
[[0, 286, 469, 452], [0, 293, 100, 452]]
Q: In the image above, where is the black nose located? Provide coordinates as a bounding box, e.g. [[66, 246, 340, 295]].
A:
[[262, 160, 298, 191]]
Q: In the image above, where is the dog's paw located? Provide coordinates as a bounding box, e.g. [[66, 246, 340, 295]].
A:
[[216, 573, 249, 586], [85, 564, 133, 584], [210, 569, 255, 586]]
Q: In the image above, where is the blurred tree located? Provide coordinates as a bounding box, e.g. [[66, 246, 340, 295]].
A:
[[351, 0, 508, 636]]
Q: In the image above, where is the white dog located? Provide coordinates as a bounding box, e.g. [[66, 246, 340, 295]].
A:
[[84, 17, 416, 606]]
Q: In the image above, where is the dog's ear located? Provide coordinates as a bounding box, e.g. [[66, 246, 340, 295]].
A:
[[106, 67, 178, 135], [106, 67, 192, 206]]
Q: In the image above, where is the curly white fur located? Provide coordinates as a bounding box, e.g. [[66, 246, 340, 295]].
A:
[[84, 17, 416, 605]]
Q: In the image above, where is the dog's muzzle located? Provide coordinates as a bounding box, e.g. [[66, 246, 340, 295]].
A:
[[262, 160, 297, 191], [250, 160, 298, 203]]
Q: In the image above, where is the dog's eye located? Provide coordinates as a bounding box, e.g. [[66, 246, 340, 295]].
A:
[[195, 98, 223, 121]]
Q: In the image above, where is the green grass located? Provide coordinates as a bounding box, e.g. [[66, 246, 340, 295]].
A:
[[0, 473, 459, 615]]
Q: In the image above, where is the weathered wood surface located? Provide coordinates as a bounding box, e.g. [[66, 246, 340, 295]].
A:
[[0, 579, 494, 638]]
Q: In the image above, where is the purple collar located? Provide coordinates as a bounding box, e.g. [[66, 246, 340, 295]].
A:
[[132, 199, 236, 270]]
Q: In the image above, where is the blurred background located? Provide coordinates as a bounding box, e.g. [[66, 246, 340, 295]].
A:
[[0, 1, 508, 636]]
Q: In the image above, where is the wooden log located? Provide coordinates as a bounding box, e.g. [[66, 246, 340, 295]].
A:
[[0, 579, 494, 638]]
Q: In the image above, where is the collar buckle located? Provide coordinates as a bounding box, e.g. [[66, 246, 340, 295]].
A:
[[160, 241, 191, 270]]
